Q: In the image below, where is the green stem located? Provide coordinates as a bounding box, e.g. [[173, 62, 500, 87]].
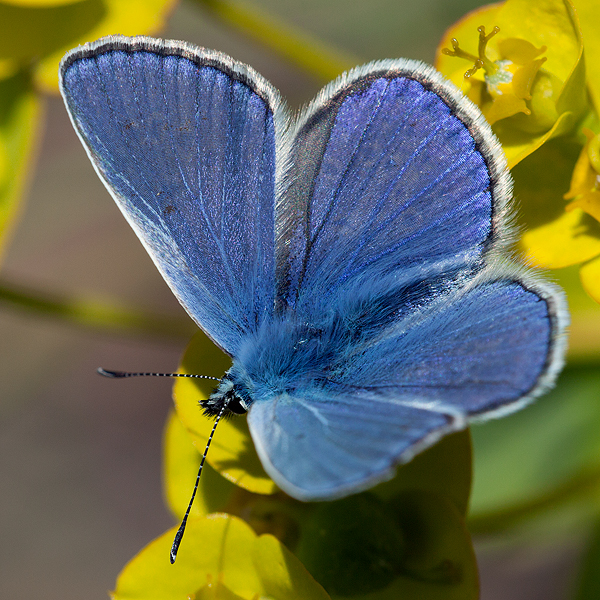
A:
[[194, 0, 358, 81], [0, 278, 196, 341], [468, 466, 600, 534]]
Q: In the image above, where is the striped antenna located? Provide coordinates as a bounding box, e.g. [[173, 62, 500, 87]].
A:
[[97, 365, 225, 562], [169, 400, 228, 563], [97, 368, 220, 381]]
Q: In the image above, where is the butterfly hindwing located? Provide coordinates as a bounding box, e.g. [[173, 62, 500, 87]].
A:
[[247, 388, 459, 500], [246, 273, 565, 500], [60, 36, 281, 355], [334, 275, 563, 416]]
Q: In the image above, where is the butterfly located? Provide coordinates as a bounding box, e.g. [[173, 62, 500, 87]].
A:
[[60, 35, 568, 506]]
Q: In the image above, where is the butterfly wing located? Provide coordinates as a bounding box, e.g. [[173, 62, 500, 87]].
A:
[[333, 275, 566, 419], [246, 60, 568, 500], [248, 387, 458, 501], [60, 36, 282, 355], [247, 274, 566, 500], [276, 60, 511, 316]]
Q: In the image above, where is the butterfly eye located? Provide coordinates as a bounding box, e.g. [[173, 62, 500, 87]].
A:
[[227, 397, 250, 415]]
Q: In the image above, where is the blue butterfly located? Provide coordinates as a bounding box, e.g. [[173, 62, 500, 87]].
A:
[[60, 36, 568, 503]]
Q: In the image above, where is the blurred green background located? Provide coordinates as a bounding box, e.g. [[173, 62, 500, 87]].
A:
[[1, 1, 599, 599]]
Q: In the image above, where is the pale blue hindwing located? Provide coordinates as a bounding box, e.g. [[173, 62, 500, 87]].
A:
[[60, 38, 568, 500], [247, 274, 566, 499], [59, 36, 281, 356]]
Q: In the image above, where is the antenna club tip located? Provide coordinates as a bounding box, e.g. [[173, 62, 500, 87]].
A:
[[169, 551, 177, 564], [97, 367, 122, 378]]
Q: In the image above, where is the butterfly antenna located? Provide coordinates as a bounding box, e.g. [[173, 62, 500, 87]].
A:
[[169, 400, 228, 564], [97, 368, 220, 381]]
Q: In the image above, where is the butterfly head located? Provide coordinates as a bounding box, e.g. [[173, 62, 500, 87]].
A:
[[201, 371, 252, 417]]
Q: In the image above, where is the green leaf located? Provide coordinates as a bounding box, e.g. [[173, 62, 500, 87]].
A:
[[164, 408, 302, 550], [382, 491, 479, 600], [113, 514, 331, 600], [580, 254, 600, 304], [163, 409, 237, 519], [174, 331, 278, 495], [371, 429, 472, 517], [0, 67, 41, 260], [495, 109, 574, 169], [295, 491, 478, 600], [161, 424, 476, 599], [576, 0, 600, 113], [469, 364, 600, 531], [296, 494, 406, 597]]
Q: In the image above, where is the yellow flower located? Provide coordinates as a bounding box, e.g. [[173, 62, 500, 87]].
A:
[[437, 0, 600, 316], [442, 26, 550, 128], [435, 0, 586, 169], [564, 129, 600, 223]]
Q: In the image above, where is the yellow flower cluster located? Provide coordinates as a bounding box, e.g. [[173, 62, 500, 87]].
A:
[[437, 0, 600, 305]]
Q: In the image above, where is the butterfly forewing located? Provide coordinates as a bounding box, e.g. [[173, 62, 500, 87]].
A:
[[276, 63, 511, 317], [60, 37, 280, 355]]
